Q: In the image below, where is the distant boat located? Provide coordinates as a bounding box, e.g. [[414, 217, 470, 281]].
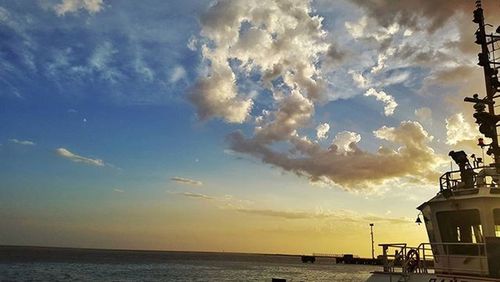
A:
[[367, 1, 500, 281]]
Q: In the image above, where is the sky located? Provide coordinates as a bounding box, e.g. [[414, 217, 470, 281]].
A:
[[1, 0, 500, 257]]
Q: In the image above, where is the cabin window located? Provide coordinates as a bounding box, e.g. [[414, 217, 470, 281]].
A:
[[494, 209, 500, 237], [437, 209, 482, 255]]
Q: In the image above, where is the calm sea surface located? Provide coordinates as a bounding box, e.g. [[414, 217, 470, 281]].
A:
[[0, 246, 378, 281]]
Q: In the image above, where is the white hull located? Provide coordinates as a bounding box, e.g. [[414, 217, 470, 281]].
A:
[[367, 272, 500, 282]]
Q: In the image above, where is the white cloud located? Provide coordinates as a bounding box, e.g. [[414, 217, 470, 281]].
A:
[[332, 131, 361, 154], [445, 113, 479, 145], [53, 0, 105, 16], [349, 70, 369, 89], [9, 139, 35, 146], [188, 0, 443, 191], [189, 0, 329, 123], [316, 123, 330, 140], [55, 147, 105, 167], [113, 188, 124, 193], [371, 47, 395, 74], [89, 42, 121, 83], [364, 88, 398, 116], [415, 107, 432, 122], [172, 191, 214, 200], [345, 16, 368, 39], [170, 176, 203, 186], [345, 16, 399, 44], [169, 65, 187, 84], [187, 36, 198, 51]]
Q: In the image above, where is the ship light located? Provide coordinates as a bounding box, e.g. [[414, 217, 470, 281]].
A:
[[478, 137, 485, 147], [415, 216, 422, 225]]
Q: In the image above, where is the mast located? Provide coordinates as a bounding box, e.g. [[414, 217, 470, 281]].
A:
[[465, 0, 500, 170]]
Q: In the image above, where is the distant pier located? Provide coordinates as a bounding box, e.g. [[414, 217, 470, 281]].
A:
[[301, 253, 382, 265]]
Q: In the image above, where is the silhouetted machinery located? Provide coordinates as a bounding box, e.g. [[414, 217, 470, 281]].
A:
[[463, 0, 500, 170], [449, 150, 475, 188]]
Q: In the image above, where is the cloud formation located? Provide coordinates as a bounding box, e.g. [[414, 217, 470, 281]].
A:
[[189, 0, 329, 123], [53, 0, 105, 16], [170, 176, 203, 186], [229, 121, 441, 188], [9, 139, 35, 146], [364, 88, 397, 116], [174, 191, 214, 200], [188, 0, 448, 190], [349, 0, 499, 33], [235, 208, 330, 220], [316, 123, 330, 140], [174, 190, 410, 224], [55, 147, 105, 167], [169, 66, 187, 84], [415, 107, 432, 123], [445, 113, 480, 146]]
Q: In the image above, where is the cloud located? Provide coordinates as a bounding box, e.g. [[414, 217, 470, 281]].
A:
[[9, 139, 35, 146], [325, 44, 346, 64], [55, 147, 105, 167], [189, 0, 330, 123], [170, 191, 215, 201], [235, 207, 411, 223], [88, 42, 122, 83], [445, 113, 480, 146], [364, 88, 398, 116], [348, 0, 499, 33], [170, 176, 203, 186], [228, 121, 441, 189], [186, 0, 452, 191], [235, 208, 331, 220], [332, 131, 361, 154], [113, 188, 124, 193], [316, 123, 330, 140], [169, 66, 187, 84], [415, 107, 432, 123], [53, 0, 105, 16], [173, 190, 411, 223], [349, 70, 368, 89]]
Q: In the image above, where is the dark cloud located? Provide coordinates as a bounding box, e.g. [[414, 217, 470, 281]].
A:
[[349, 0, 499, 33], [325, 44, 347, 64]]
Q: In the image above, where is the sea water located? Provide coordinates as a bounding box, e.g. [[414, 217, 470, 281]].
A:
[[0, 247, 378, 281]]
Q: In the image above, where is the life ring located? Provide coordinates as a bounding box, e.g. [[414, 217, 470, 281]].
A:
[[405, 249, 420, 273]]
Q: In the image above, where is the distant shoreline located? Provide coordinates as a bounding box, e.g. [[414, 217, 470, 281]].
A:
[[0, 244, 300, 257], [0, 245, 307, 264]]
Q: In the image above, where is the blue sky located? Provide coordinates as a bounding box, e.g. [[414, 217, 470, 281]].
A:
[[1, 0, 499, 255]]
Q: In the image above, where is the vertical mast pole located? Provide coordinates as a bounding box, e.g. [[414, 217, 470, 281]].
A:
[[475, 0, 500, 168], [370, 223, 374, 260]]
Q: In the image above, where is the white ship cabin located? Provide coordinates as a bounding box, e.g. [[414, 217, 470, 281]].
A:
[[418, 150, 500, 277], [376, 150, 500, 280]]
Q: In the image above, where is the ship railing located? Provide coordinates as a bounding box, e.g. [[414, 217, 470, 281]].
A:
[[439, 165, 499, 192], [379, 243, 430, 274], [379, 242, 487, 275]]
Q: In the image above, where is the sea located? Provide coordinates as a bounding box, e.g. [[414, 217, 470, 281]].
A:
[[0, 246, 378, 281]]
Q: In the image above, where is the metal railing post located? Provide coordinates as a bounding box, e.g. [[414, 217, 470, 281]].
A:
[[382, 245, 389, 272]]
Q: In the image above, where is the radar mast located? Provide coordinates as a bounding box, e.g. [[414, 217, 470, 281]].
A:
[[464, 0, 500, 170]]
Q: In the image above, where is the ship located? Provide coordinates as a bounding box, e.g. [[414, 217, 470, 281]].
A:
[[367, 1, 500, 281]]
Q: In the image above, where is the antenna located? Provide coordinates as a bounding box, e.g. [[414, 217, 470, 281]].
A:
[[465, 1, 500, 171]]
